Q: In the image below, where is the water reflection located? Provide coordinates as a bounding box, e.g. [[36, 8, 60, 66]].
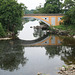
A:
[[45, 45, 75, 65], [0, 40, 28, 71], [18, 20, 40, 40], [0, 20, 75, 75], [62, 37, 75, 45], [0, 37, 75, 75], [60, 46, 75, 65], [45, 46, 62, 58], [33, 27, 45, 38], [31, 35, 62, 46]]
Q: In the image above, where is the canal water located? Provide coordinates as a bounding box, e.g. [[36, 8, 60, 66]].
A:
[[0, 20, 75, 75]]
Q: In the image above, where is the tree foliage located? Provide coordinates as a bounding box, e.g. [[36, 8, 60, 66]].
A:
[[62, 0, 75, 9], [0, 0, 25, 35], [62, 0, 75, 25], [25, 9, 35, 14], [0, 23, 6, 37], [34, 0, 62, 14], [63, 6, 75, 25]]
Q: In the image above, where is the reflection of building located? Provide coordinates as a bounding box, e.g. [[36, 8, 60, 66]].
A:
[[32, 35, 62, 46]]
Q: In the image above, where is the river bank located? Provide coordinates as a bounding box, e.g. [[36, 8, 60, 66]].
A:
[[53, 25, 75, 38], [37, 65, 75, 75], [0, 31, 18, 40], [0, 38, 12, 40], [33, 24, 75, 39], [58, 65, 75, 75], [39, 21, 75, 38], [49, 27, 75, 39], [0, 25, 75, 41]]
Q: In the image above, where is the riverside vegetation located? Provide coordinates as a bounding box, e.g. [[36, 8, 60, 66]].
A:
[[54, 4, 75, 36], [0, 0, 26, 38]]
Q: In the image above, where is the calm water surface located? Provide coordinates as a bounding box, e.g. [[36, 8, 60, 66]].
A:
[[18, 20, 40, 40], [0, 20, 75, 75]]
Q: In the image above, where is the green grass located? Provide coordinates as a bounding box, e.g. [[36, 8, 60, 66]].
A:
[[54, 25, 75, 35], [54, 25, 66, 30]]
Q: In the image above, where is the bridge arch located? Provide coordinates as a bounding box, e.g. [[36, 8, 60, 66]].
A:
[[23, 14, 64, 26], [23, 16, 50, 26]]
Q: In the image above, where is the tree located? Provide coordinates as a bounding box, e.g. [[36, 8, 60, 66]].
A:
[[44, 0, 62, 13], [25, 8, 35, 14], [34, 0, 62, 14], [61, 0, 75, 25], [0, 0, 25, 35], [62, 0, 75, 11], [0, 23, 6, 37], [62, 6, 75, 25], [34, 5, 45, 14]]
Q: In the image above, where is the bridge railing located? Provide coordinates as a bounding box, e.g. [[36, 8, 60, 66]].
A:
[[24, 14, 64, 16]]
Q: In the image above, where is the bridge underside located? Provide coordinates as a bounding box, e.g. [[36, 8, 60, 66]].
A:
[[23, 14, 64, 26], [20, 35, 62, 46]]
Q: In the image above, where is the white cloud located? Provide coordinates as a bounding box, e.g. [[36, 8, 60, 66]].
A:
[[17, 0, 45, 10]]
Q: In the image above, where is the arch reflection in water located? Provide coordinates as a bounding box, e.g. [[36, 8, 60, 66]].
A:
[[32, 35, 62, 46], [20, 35, 62, 46]]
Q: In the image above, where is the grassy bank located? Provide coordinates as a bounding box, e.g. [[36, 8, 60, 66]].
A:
[[54, 25, 75, 36]]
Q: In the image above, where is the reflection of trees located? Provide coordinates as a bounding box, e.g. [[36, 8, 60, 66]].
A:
[[0, 40, 28, 71], [22, 18, 29, 24], [60, 46, 75, 65], [45, 45, 75, 65], [62, 37, 75, 45], [33, 28, 43, 37], [45, 46, 62, 58], [33, 28, 47, 38]]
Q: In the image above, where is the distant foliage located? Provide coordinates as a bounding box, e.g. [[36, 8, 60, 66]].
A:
[[25, 9, 35, 14]]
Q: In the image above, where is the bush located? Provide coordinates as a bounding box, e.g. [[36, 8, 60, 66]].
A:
[[0, 23, 6, 37]]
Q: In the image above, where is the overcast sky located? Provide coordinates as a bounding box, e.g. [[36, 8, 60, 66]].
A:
[[17, 0, 46, 10]]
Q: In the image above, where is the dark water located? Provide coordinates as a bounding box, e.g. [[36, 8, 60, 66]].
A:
[[0, 20, 75, 75]]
